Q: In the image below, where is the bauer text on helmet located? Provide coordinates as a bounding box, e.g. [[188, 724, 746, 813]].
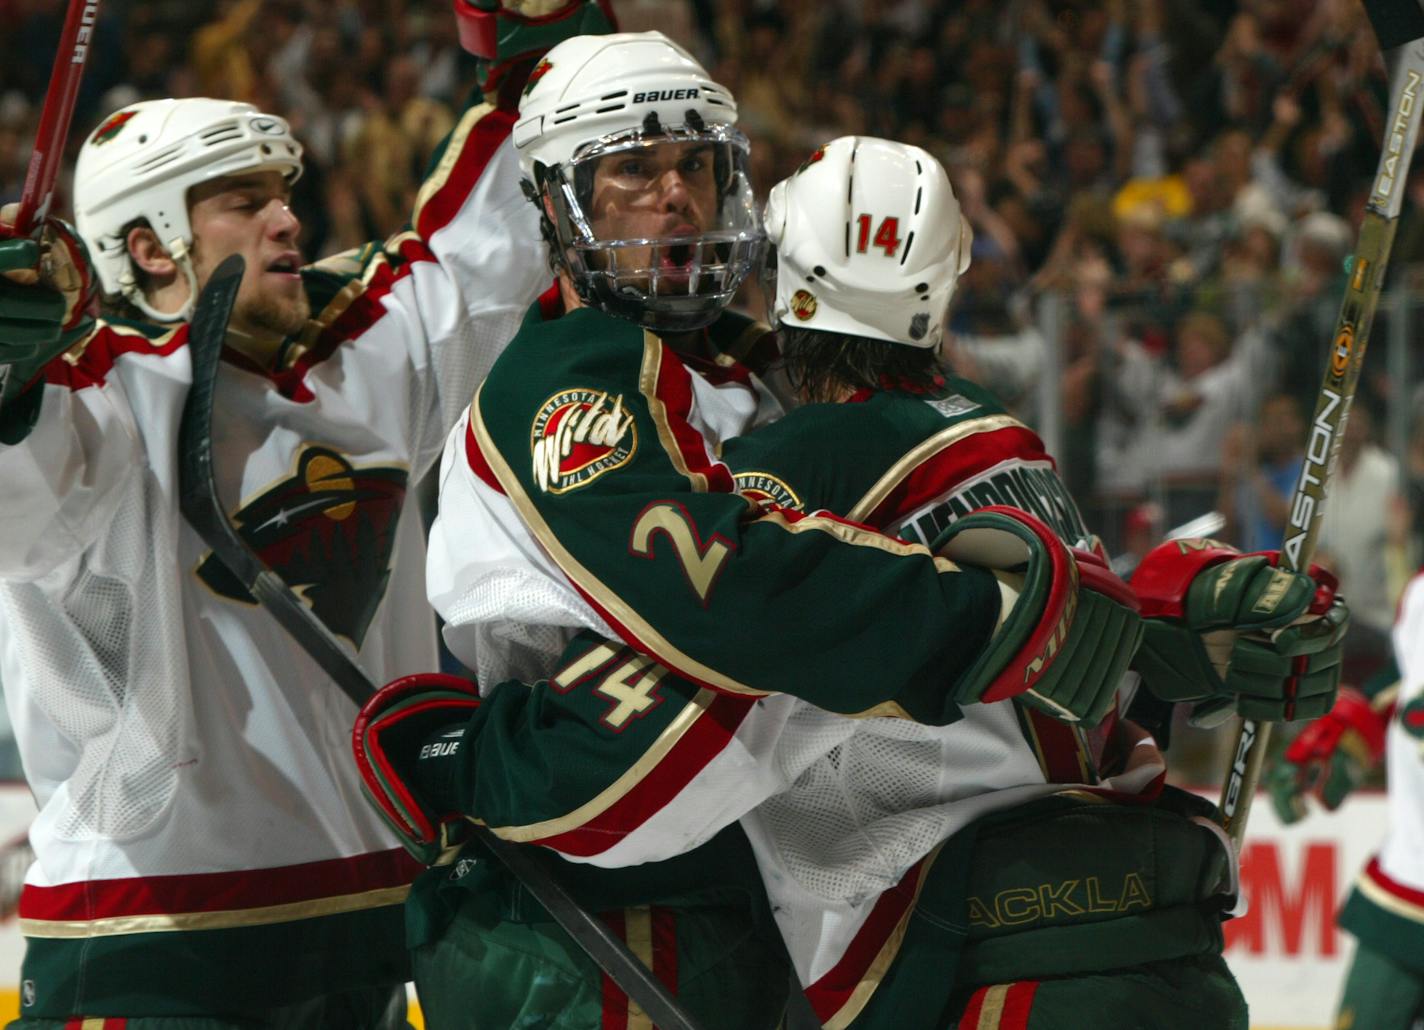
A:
[[765, 136, 972, 349], [73, 98, 303, 323], [513, 32, 762, 332]]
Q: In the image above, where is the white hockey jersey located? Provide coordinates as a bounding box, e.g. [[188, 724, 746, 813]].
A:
[[1339, 570, 1424, 957], [0, 100, 549, 1017]]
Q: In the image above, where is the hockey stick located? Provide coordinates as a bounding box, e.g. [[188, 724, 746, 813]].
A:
[[12, 0, 103, 235], [178, 255, 703, 1030], [1217, 18, 1424, 849]]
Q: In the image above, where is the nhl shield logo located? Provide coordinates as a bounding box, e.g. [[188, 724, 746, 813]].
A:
[[790, 289, 818, 321], [531, 388, 637, 494]]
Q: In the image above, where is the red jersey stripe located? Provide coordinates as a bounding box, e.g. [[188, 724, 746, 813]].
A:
[[522, 691, 754, 856], [1364, 855, 1424, 907], [1000, 980, 1040, 1029], [44, 323, 186, 393], [414, 106, 515, 242], [19, 848, 421, 921], [865, 424, 1050, 528], [804, 858, 929, 1023], [648, 340, 735, 493], [599, 909, 629, 1030], [652, 906, 678, 1000]]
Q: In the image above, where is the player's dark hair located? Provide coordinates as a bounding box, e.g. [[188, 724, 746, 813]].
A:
[[777, 325, 944, 403], [100, 217, 157, 321]]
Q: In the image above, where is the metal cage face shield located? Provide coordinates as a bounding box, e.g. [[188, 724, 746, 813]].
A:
[[542, 124, 763, 332]]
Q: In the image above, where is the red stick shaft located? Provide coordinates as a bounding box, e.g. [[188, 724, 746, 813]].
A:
[[13, 0, 103, 236]]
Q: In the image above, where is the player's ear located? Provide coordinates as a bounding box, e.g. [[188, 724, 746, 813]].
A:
[[127, 225, 176, 278]]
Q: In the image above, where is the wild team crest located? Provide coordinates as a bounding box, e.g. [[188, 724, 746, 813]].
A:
[[90, 109, 138, 145], [733, 471, 802, 511], [195, 446, 407, 646], [790, 289, 818, 321], [531, 388, 637, 494], [523, 58, 554, 97]]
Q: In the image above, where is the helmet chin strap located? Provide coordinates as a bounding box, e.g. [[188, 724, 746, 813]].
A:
[[120, 239, 202, 323]]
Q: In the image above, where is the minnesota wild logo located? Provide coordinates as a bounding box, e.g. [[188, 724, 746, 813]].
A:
[[195, 446, 408, 646], [530, 388, 636, 494], [790, 289, 818, 321], [91, 109, 139, 146], [733, 471, 802, 511], [524, 58, 554, 97]]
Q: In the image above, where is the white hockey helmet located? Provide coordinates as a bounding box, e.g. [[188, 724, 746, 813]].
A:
[[73, 99, 303, 322], [765, 136, 972, 348], [512, 31, 761, 332]]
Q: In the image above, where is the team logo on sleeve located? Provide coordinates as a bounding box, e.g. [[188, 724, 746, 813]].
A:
[[194, 446, 407, 646], [733, 471, 802, 511], [531, 388, 637, 494]]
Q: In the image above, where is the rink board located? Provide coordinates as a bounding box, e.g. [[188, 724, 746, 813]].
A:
[[0, 783, 1392, 1028]]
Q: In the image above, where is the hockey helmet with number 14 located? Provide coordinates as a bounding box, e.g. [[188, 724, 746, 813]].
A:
[[765, 136, 972, 348], [513, 31, 762, 332]]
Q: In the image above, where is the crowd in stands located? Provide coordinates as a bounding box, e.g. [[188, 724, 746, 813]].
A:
[[3, 0, 1420, 686]]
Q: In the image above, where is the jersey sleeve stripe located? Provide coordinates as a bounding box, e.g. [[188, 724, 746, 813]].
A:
[[805, 853, 935, 1028], [1358, 856, 1424, 919], [846, 416, 1035, 525], [412, 101, 512, 240], [486, 688, 754, 854], [43, 321, 184, 392], [637, 331, 734, 493], [274, 234, 439, 402], [463, 411, 504, 492]]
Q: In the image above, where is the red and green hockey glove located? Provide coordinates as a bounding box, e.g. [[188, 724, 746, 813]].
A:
[[352, 673, 482, 866], [453, 0, 616, 102], [1267, 686, 1389, 824], [0, 210, 96, 438], [934, 506, 1143, 727], [1130, 539, 1348, 725]]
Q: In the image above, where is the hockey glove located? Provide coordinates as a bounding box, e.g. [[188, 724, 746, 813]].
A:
[[934, 507, 1143, 727], [1130, 540, 1348, 725], [1267, 687, 1388, 824], [0, 209, 96, 434], [353, 673, 482, 866]]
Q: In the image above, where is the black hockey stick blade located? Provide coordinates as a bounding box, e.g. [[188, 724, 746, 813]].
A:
[[176, 253, 702, 1030], [177, 253, 374, 708], [1363, 0, 1424, 51]]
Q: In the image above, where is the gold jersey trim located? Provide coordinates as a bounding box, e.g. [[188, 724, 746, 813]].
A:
[[487, 685, 718, 842], [1357, 866, 1424, 922], [845, 414, 1028, 524], [20, 884, 411, 939], [639, 332, 711, 492], [822, 845, 942, 1030], [412, 101, 496, 227], [472, 377, 960, 712]]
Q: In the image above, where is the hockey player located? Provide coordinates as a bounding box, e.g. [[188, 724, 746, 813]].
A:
[[352, 33, 1147, 1030], [357, 133, 1348, 1028], [0, 3, 615, 1025], [1269, 573, 1424, 1029]]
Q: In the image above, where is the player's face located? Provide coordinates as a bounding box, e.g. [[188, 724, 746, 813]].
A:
[[586, 141, 719, 289], [188, 172, 309, 338]]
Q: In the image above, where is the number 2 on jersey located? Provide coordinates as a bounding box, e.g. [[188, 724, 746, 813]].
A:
[[629, 501, 734, 606], [856, 214, 902, 257]]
